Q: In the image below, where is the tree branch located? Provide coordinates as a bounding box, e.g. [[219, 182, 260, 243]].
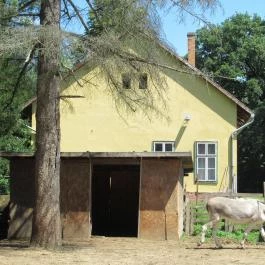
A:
[[85, 0, 101, 25], [62, 0, 71, 20], [18, 0, 38, 12], [4, 44, 37, 110], [66, 0, 90, 32], [17, 13, 40, 17], [115, 50, 240, 82], [170, 0, 213, 27], [60, 95, 85, 99], [61, 64, 84, 87]]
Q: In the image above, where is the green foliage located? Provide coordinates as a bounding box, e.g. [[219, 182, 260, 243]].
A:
[[194, 222, 261, 244], [0, 176, 9, 194], [0, 57, 36, 143], [196, 13, 265, 109], [238, 104, 265, 192], [196, 14, 265, 192], [70, 0, 170, 120], [190, 201, 262, 244], [193, 217, 261, 244], [0, 157, 9, 194], [88, 0, 160, 37], [0, 118, 33, 194], [0, 55, 35, 196]]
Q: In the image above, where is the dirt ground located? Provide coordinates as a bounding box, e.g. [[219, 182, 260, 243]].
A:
[[1, 237, 265, 265]]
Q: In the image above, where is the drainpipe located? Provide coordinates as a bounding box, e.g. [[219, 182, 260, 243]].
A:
[[230, 112, 255, 193]]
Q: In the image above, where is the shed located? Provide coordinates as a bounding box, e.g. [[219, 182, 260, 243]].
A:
[[0, 151, 192, 240]]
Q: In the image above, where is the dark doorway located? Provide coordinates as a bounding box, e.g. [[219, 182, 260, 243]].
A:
[[91, 164, 140, 237]]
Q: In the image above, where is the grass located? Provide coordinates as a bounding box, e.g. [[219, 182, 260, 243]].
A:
[[189, 200, 263, 245], [192, 223, 261, 244]]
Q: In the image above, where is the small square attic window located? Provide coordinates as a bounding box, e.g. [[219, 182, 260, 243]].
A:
[[122, 73, 131, 89], [139, 73, 147, 89]]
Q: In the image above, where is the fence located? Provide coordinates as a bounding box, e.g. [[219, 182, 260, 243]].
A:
[[183, 192, 263, 235]]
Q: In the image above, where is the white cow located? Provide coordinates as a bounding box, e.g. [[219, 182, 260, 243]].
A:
[[198, 196, 265, 248]]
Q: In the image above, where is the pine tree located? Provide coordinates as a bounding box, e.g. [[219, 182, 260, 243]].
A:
[[0, 0, 218, 249]]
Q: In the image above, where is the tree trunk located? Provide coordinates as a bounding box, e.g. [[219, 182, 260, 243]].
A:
[[31, 0, 62, 249]]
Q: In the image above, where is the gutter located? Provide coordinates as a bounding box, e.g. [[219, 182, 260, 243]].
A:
[[231, 112, 255, 139], [230, 112, 255, 193]]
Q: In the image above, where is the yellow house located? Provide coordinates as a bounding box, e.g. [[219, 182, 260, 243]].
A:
[[26, 36, 252, 195], [1, 35, 253, 241]]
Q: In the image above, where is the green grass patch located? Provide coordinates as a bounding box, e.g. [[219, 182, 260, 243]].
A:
[[190, 200, 263, 244], [192, 223, 261, 244]]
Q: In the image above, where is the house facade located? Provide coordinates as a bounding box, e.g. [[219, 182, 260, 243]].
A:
[[1, 35, 252, 241], [28, 40, 252, 194]]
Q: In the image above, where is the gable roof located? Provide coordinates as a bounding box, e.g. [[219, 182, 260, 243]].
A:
[[159, 43, 253, 127], [23, 44, 253, 128]]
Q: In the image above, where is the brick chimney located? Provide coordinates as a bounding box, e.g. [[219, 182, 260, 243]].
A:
[[187, 32, 196, 67]]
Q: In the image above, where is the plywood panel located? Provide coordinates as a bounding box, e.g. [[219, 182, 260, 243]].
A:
[[60, 159, 91, 240], [8, 158, 34, 239], [139, 158, 180, 240], [140, 210, 165, 239], [165, 213, 179, 240], [62, 211, 90, 239], [8, 157, 91, 240]]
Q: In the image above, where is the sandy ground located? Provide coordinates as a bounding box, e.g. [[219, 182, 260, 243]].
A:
[[1, 237, 265, 265]]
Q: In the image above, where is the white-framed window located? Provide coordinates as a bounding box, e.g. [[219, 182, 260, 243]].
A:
[[153, 141, 175, 152], [195, 141, 217, 182]]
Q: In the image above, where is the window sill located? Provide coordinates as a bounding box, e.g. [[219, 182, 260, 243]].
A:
[[195, 180, 218, 185]]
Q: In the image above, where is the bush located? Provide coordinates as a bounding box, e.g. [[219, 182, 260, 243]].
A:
[[0, 158, 10, 194], [0, 177, 9, 194]]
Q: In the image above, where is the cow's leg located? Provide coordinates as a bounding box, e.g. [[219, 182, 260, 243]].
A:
[[240, 223, 256, 249], [258, 225, 265, 243], [198, 220, 213, 246], [212, 219, 222, 248], [198, 215, 220, 247]]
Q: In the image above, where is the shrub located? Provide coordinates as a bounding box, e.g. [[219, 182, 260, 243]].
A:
[[0, 177, 9, 194]]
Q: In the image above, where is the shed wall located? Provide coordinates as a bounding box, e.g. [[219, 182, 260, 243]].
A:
[[8, 158, 34, 239], [7, 156, 184, 241], [139, 158, 181, 240], [60, 158, 91, 240], [8, 158, 92, 240]]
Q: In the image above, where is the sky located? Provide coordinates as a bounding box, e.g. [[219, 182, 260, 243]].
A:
[[72, 0, 265, 56], [161, 0, 265, 55]]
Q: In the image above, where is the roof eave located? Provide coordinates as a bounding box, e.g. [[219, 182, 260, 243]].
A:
[[0, 151, 193, 172]]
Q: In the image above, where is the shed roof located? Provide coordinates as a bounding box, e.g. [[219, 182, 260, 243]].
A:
[[0, 151, 193, 172]]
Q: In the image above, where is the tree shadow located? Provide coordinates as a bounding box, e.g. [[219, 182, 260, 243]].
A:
[[0, 240, 29, 249]]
